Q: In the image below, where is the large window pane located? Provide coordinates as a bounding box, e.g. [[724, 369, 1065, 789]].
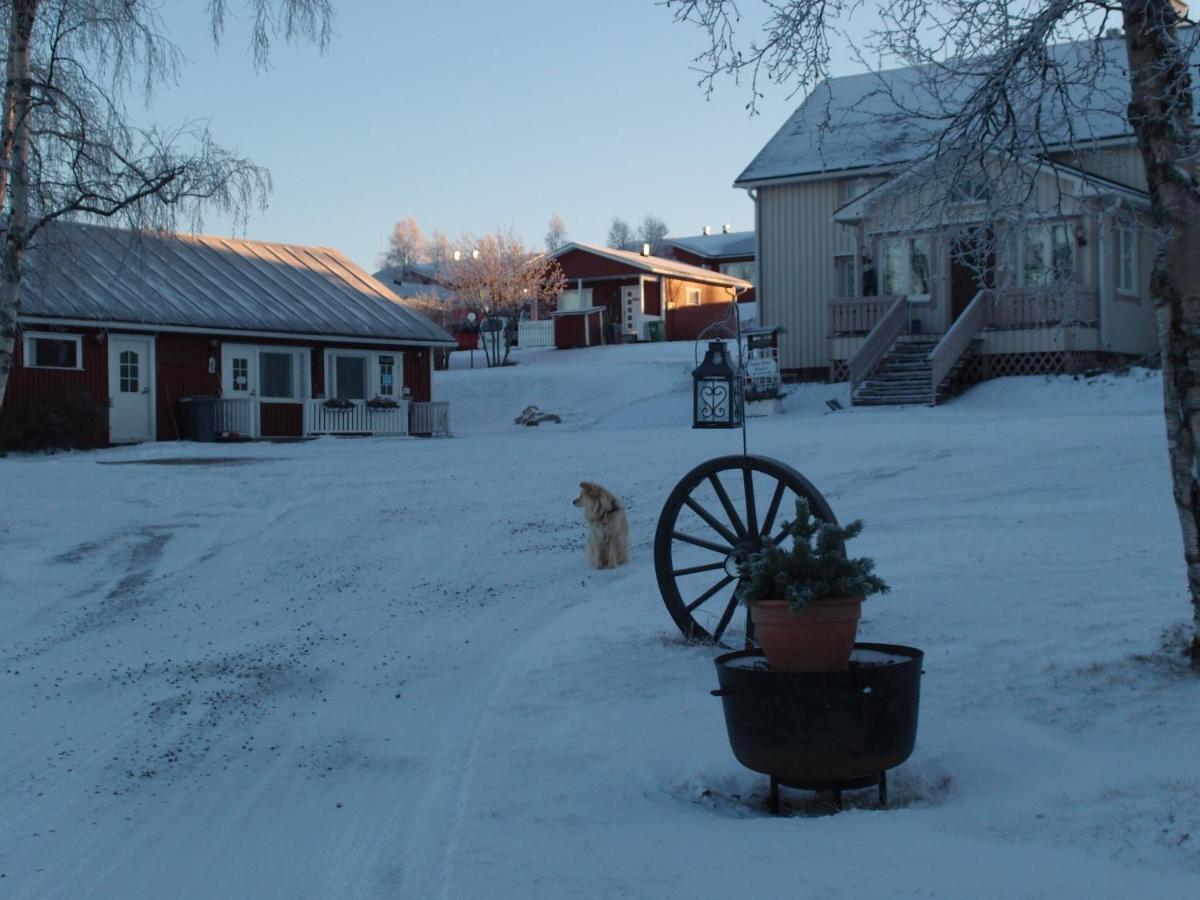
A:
[[1023, 227, 1047, 285], [260, 352, 294, 398], [909, 237, 931, 295], [334, 355, 367, 399], [32, 337, 78, 368], [1050, 224, 1074, 281], [881, 239, 905, 295]]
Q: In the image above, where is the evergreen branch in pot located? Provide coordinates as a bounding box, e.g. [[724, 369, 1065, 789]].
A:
[[735, 498, 890, 672]]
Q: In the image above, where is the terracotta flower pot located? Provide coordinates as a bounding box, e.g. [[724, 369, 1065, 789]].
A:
[[749, 596, 865, 672]]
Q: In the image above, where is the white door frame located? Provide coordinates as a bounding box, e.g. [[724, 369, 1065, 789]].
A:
[[107, 333, 157, 443], [621, 283, 644, 339]]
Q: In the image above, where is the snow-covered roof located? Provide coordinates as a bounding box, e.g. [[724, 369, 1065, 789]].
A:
[[735, 36, 1196, 187], [668, 231, 755, 260], [21, 223, 456, 345], [552, 242, 753, 289]]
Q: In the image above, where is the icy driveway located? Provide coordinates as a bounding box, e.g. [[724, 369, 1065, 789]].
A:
[[2, 352, 1198, 898]]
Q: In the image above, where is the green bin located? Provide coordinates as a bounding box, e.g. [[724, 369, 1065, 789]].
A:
[[647, 320, 664, 342]]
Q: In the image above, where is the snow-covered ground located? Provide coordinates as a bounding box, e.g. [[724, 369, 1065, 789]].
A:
[[2, 342, 1197, 898]]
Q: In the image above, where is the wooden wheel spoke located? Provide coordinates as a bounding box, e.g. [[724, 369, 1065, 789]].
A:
[[671, 530, 731, 555], [712, 592, 741, 643], [742, 464, 758, 539], [683, 496, 740, 547], [760, 480, 787, 538], [672, 561, 727, 577], [708, 473, 747, 539], [685, 574, 735, 612]]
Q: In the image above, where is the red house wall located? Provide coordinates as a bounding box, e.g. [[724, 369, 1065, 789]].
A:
[[554, 311, 603, 349], [2, 325, 110, 446], [556, 248, 642, 280], [156, 333, 221, 440]]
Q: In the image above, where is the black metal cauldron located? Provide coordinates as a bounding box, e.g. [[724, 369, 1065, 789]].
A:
[[712, 643, 923, 809]]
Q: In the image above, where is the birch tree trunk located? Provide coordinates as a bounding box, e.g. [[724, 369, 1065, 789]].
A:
[[1123, 0, 1200, 664], [0, 0, 37, 414]]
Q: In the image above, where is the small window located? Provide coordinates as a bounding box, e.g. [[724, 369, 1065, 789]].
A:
[[231, 357, 249, 391], [949, 176, 989, 204], [686, 287, 702, 306], [23, 333, 82, 370], [378, 355, 396, 396], [843, 177, 872, 203], [119, 350, 139, 393], [259, 351, 296, 398], [719, 261, 757, 285], [1117, 225, 1137, 295]]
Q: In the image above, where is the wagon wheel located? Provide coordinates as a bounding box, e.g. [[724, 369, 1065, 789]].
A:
[[654, 455, 838, 647]]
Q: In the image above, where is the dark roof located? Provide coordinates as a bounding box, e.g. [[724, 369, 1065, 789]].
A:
[[21, 223, 456, 345], [668, 231, 755, 260]]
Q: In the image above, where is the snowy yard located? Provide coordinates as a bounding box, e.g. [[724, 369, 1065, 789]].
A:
[[1, 342, 1197, 898]]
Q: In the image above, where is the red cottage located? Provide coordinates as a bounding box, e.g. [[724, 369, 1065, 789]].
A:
[[5, 223, 457, 445], [667, 229, 757, 305], [548, 242, 753, 347]]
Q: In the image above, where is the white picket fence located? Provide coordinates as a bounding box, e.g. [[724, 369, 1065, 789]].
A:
[[518, 320, 555, 349]]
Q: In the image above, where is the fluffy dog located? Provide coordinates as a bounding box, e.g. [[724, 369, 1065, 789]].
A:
[[573, 481, 630, 569]]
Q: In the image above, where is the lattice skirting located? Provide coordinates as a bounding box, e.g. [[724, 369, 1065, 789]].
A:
[[831, 352, 1135, 387]]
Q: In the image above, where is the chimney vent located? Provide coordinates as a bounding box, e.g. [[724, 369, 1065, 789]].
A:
[[641, 243, 651, 257], [722, 224, 732, 233], [702, 225, 712, 236]]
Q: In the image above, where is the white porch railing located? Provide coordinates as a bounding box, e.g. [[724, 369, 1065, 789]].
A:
[[518, 320, 555, 349], [848, 295, 909, 396], [305, 399, 410, 436], [409, 401, 451, 437], [928, 289, 990, 404], [214, 398, 254, 437]]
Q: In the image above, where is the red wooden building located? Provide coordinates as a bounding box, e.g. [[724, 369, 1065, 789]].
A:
[[5, 223, 457, 445], [549, 242, 752, 347], [667, 229, 757, 305]]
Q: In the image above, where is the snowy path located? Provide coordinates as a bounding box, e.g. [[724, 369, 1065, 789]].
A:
[[2, 345, 1198, 897]]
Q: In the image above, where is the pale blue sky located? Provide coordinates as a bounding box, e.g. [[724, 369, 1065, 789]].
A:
[[148, 1, 838, 271]]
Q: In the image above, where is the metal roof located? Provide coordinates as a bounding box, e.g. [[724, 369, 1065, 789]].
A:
[[552, 242, 753, 289], [21, 223, 456, 346], [668, 231, 755, 260], [735, 36, 1200, 187]]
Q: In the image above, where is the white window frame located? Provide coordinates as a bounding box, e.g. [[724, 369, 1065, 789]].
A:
[[23, 331, 83, 370], [325, 349, 404, 401], [718, 260, 757, 285], [257, 347, 306, 402], [1019, 222, 1076, 288], [878, 235, 932, 302], [557, 288, 593, 312], [1117, 224, 1138, 296], [686, 287, 702, 307], [833, 253, 857, 298], [843, 177, 872, 203]]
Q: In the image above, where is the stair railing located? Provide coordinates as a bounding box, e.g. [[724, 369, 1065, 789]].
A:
[[927, 288, 990, 404], [848, 294, 909, 398]]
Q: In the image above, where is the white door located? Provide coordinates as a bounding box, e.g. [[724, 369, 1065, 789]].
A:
[[622, 285, 642, 337], [108, 335, 155, 443]]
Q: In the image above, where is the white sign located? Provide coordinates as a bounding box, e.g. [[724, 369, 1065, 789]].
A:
[[745, 358, 779, 380]]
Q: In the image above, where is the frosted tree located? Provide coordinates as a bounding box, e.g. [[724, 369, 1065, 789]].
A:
[[383, 217, 428, 270], [545, 212, 568, 252], [0, 0, 333, 412], [607, 217, 635, 250], [638, 214, 670, 255], [442, 227, 567, 366], [428, 229, 453, 266], [668, 0, 1200, 664]]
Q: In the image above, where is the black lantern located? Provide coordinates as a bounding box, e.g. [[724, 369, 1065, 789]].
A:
[[692, 340, 743, 429]]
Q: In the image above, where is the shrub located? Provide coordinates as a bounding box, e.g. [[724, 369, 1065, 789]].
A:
[[0, 391, 107, 451]]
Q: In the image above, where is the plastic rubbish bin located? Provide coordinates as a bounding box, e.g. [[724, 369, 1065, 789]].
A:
[[178, 396, 217, 442], [647, 320, 664, 342]]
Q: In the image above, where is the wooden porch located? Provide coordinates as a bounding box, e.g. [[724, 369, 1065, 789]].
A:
[[828, 288, 1100, 336], [207, 398, 451, 440]]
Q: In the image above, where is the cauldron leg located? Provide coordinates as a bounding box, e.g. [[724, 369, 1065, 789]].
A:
[[768, 777, 780, 815], [878, 770, 888, 808]]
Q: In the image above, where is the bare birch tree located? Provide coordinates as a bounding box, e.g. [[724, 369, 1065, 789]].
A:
[[0, 0, 332, 412], [638, 214, 670, 255], [607, 216, 635, 250], [442, 227, 566, 367], [383, 216, 428, 270], [668, 0, 1200, 663], [545, 212, 568, 251]]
